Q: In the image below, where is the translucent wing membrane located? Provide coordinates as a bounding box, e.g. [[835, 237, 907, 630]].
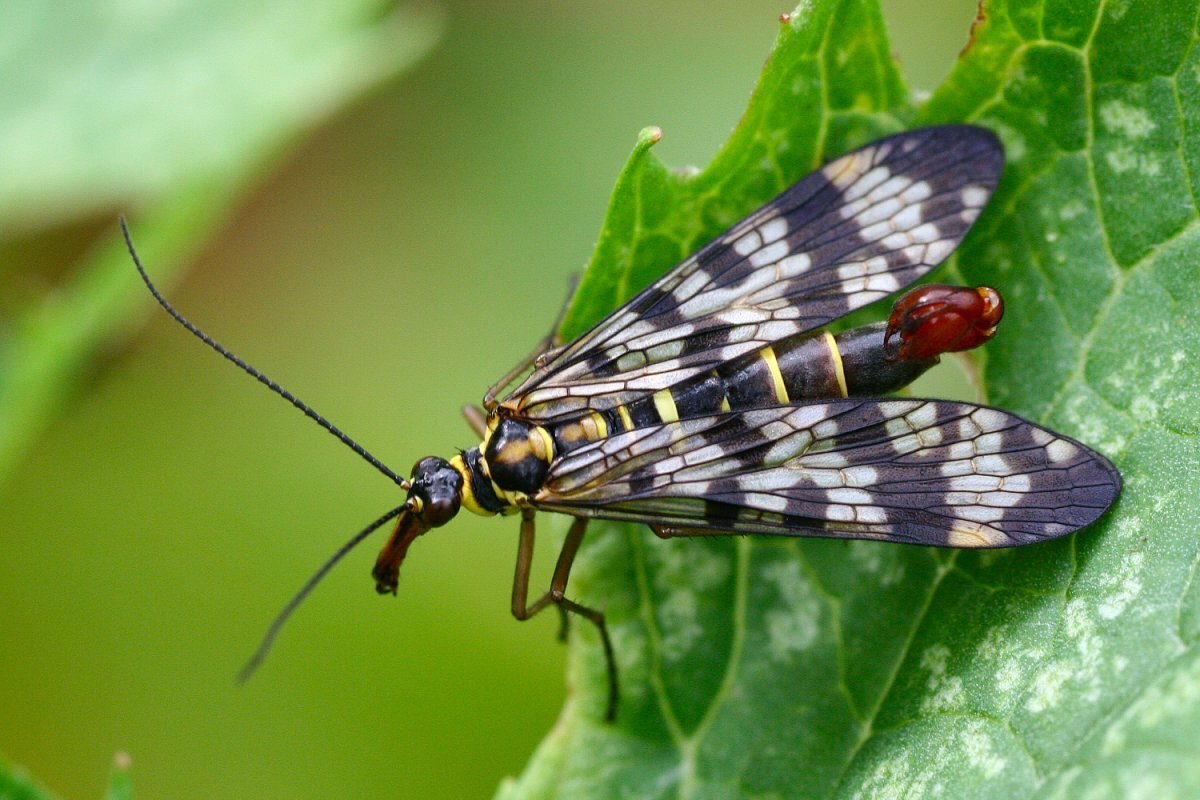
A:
[[535, 399, 1120, 547], [509, 126, 1003, 424]]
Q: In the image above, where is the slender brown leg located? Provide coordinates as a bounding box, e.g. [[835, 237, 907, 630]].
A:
[[482, 274, 579, 410], [511, 510, 619, 721], [483, 337, 556, 411], [511, 509, 540, 618], [461, 404, 488, 438]]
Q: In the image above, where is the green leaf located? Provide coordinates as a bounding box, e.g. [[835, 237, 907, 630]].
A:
[[0, 753, 61, 800], [101, 753, 133, 800], [0, 750, 135, 800], [0, 0, 441, 484], [501, 0, 1200, 798]]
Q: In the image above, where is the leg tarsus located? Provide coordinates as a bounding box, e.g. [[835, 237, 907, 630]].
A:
[[555, 604, 571, 642], [558, 597, 619, 722]]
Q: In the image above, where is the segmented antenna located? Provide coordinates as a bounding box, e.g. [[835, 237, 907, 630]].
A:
[[120, 217, 410, 491], [121, 218, 417, 679], [238, 503, 410, 683]]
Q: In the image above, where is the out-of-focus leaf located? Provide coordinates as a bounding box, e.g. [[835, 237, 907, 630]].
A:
[[101, 752, 133, 800], [0, 1, 439, 235], [0, 751, 133, 800], [0, 754, 61, 800], [0, 0, 440, 482]]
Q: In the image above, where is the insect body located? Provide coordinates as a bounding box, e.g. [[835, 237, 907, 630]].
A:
[[125, 124, 1120, 722]]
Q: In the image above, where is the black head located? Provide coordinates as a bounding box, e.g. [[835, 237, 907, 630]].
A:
[[371, 456, 464, 595], [407, 456, 463, 527]]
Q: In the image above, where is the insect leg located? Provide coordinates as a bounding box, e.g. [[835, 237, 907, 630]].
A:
[[512, 508, 566, 620], [482, 274, 579, 410], [511, 510, 618, 721], [543, 516, 587, 623], [511, 508, 544, 618], [483, 338, 557, 411], [509, 510, 570, 658], [460, 404, 488, 438]]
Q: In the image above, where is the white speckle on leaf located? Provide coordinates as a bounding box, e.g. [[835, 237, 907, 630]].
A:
[[1099, 100, 1156, 139], [848, 542, 905, 586], [606, 624, 653, 706], [978, 626, 1006, 659], [1119, 349, 1183, 426], [850, 542, 882, 573], [1105, 146, 1161, 176], [1060, 198, 1087, 220], [850, 753, 939, 800], [998, 657, 1025, 694], [922, 676, 964, 714], [1130, 393, 1159, 419], [961, 720, 1006, 778], [1098, 550, 1144, 619], [659, 541, 729, 592], [922, 644, 949, 675], [1106, 0, 1133, 20], [1026, 661, 1072, 713], [1105, 372, 1129, 391], [653, 543, 729, 659], [1124, 770, 1182, 800], [975, 549, 1007, 569], [1108, 514, 1141, 543], [1076, 752, 1198, 800], [1066, 598, 1104, 703], [920, 644, 964, 713], [658, 589, 702, 660], [762, 560, 821, 660], [1114, 652, 1200, 748], [1102, 719, 1128, 757], [989, 121, 1026, 163], [1062, 392, 1128, 456], [791, 74, 817, 95], [977, 626, 1046, 700]]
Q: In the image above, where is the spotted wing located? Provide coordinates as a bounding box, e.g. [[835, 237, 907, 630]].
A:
[[533, 399, 1120, 547], [509, 126, 1003, 424]]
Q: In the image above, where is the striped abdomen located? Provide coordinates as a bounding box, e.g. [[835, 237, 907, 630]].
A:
[[597, 322, 935, 434], [475, 321, 941, 508]]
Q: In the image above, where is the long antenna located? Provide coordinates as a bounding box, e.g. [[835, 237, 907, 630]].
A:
[[120, 217, 410, 490], [238, 503, 410, 683]]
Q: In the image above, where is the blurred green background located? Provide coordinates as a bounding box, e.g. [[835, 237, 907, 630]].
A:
[[1, 2, 975, 797]]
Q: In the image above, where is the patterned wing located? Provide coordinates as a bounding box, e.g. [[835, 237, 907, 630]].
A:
[[508, 126, 1004, 424], [533, 400, 1120, 547]]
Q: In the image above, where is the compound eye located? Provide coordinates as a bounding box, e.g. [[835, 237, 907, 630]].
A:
[[423, 494, 460, 527]]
